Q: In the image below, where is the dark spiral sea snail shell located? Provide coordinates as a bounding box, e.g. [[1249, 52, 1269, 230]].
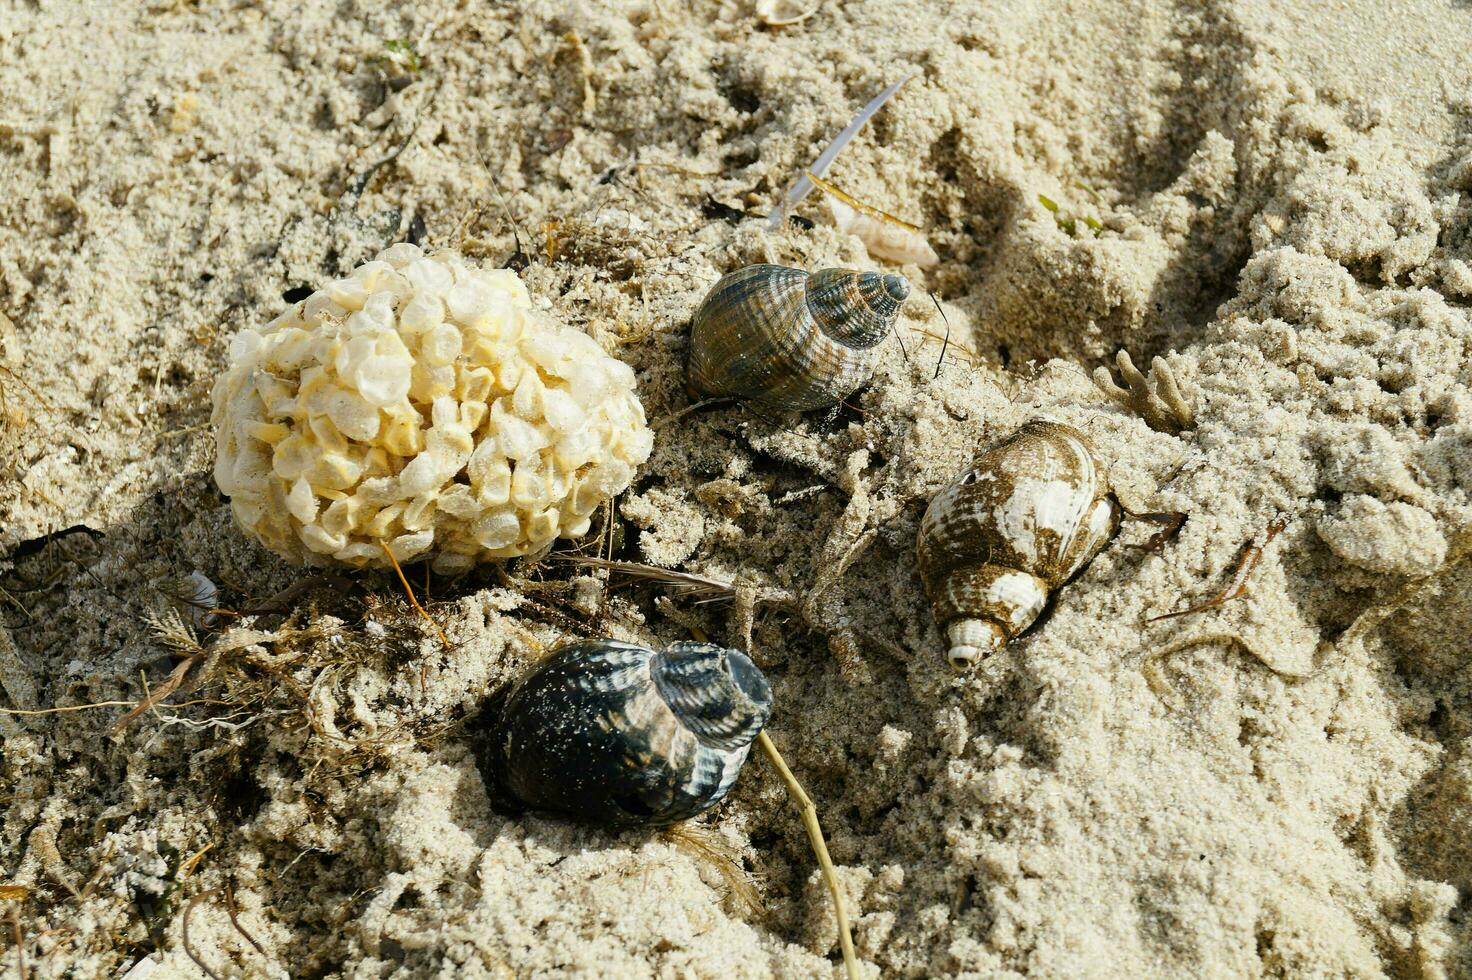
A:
[[687, 264, 909, 412], [490, 639, 773, 826], [917, 421, 1119, 669]]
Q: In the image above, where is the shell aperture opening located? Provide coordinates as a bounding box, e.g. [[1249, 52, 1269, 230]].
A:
[[652, 642, 773, 751]]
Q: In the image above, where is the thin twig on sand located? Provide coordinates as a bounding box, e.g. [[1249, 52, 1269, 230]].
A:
[[756, 731, 860, 980], [8, 905, 25, 980], [680, 622, 861, 977]]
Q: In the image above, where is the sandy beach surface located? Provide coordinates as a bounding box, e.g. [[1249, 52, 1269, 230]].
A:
[[3, 0, 1471, 976]]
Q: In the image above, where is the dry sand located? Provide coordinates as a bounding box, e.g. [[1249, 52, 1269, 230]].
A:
[[3, 0, 1472, 976]]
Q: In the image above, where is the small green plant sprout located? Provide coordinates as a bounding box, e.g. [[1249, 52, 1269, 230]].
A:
[[1038, 190, 1102, 238], [380, 38, 421, 75], [1074, 180, 1105, 232]]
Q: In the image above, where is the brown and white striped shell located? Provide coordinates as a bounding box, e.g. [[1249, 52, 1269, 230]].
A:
[[917, 421, 1119, 669], [687, 264, 909, 412]]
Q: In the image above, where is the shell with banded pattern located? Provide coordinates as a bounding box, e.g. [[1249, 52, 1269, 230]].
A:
[[687, 264, 909, 412], [917, 421, 1120, 669], [489, 639, 773, 826]]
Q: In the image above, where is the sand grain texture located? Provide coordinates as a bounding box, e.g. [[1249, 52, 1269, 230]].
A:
[[2, 1, 1470, 977]]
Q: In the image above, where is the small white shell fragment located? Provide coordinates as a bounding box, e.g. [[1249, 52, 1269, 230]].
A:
[[119, 956, 161, 980], [180, 571, 221, 628], [828, 198, 939, 267], [211, 245, 653, 572], [756, 0, 819, 26], [1315, 495, 1447, 577]]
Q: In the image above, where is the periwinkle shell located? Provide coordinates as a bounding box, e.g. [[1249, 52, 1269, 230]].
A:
[[917, 420, 1119, 669], [687, 264, 909, 412], [490, 639, 773, 826]]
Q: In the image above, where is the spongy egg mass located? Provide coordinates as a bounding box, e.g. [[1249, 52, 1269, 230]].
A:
[[211, 245, 652, 572]]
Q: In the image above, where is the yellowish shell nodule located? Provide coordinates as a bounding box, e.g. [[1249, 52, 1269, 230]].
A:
[[687, 264, 909, 412], [917, 421, 1119, 670]]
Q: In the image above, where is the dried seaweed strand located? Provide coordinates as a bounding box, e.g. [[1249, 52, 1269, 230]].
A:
[[1148, 517, 1289, 623], [110, 656, 197, 736], [767, 72, 918, 229], [663, 824, 764, 917], [805, 171, 921, 230], [756, 731, 860, 980], [561, 556, 737, 600], [224, 882, 267, 957], [379, 542, 452, 675]]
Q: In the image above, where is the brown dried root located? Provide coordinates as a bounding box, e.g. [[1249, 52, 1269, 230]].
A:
[[108, 611, 290, 736], [109, 608, 207, 735], [181, 889, 224, 980], [239, 573, 354, 618], [223, 882, 266, 957], [1117, 505, 1188, 552], [111, 658, 200, 736], [1094, 350, 1194, 435], [379, 544, 451, 650], [1148, 516, 1289, 623], [182, 883, 269, 979], [380, 542, 453, 691]]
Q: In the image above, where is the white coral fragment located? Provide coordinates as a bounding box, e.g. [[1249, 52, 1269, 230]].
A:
[[211, 245, 652, 572]]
